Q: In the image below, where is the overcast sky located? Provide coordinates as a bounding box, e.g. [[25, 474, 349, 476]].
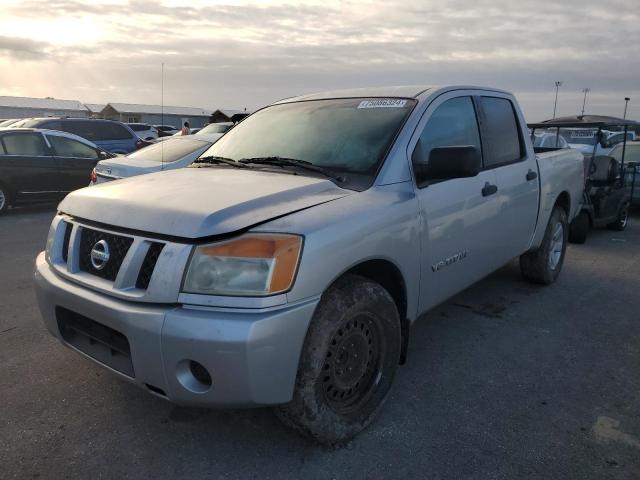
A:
[[0, 0, 638, 120]]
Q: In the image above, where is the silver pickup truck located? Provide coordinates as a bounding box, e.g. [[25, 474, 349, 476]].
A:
[[34, 85, 584, 444]]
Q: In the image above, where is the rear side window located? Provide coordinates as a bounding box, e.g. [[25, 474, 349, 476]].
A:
[[479, 97, 523, 167], [128, 124, 148, 132], [412, 96, 482, 169], [47, 135, 99, 159], [1, 133, 48, 156], [62, 121, 97, 140], [97, 122, 133, 140]]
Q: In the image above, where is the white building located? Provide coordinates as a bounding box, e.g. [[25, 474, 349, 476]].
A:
[[0, 96, 89, 120]]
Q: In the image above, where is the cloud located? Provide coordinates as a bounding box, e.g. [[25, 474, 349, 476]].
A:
[[0, 35, 49, 59], [0, 0, 638, 120]]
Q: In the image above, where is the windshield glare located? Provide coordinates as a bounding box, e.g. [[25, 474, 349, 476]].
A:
[[126, 138, 210, 163], [199, 98, 415, 179]]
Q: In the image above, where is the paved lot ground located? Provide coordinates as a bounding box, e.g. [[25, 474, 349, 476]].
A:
[[1, 205, 639, 480]]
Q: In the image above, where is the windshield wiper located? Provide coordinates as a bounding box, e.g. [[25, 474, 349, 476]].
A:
[[193, 155, 250, 168], [238, 156, 345, 182]]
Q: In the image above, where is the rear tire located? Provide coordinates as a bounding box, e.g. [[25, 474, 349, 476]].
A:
[[275, 274, 401, 445], [568, 211, 589, 244], [607, 201, 629, 231], [520, 206, 568, 285]]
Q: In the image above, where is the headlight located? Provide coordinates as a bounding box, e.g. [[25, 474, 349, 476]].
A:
[[182, 233, 303, 296]]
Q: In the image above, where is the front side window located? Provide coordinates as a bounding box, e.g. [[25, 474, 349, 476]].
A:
[[199, 98, 415, 189], [411, 96, 481, 181], [47, 135, 98, 159], [479, 97, 523, 167], [1, 133, 48, 156]]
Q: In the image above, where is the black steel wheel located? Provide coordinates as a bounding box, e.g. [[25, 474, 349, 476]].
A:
[[322, 313, 383, 413], [275, 274, 401, 445]]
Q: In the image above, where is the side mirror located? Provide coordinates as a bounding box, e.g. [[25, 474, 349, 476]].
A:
[[99, 151, 108, 159], [600, 139, 612, 148], [416, 146, 481, 183]]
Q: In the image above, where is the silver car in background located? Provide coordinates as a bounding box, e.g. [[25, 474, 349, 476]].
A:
[[92, 133, 223, 183]]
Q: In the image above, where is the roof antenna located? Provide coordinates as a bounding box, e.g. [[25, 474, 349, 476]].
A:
[[161, 62, 164, 171]]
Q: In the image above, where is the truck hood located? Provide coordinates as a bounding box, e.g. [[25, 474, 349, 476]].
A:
[[59, 168, 353, 239]]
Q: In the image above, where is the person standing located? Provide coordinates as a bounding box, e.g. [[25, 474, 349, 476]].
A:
[[181, 121, 190, 135]]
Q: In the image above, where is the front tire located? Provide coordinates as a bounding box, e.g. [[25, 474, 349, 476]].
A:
[[520, 206, 568, 285], [275, 274, 401, 445], [607, 201, 629, 231]]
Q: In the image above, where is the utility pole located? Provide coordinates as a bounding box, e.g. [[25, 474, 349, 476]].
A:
[[623, 97, 630, 119], [553, 81, 563, 119], [581, 88, 590, 116]]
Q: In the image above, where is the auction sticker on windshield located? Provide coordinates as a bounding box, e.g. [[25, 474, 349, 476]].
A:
[[358, 99, 407, 109]]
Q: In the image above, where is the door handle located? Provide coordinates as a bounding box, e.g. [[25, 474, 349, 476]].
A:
[[481, 182, 498, 197], [526, 169, 538, 181]]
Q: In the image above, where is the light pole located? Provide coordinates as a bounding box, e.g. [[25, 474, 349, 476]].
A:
[[581, 88, 590, 116], [553, 81, 563, 119], [623, 97, 631, 119]]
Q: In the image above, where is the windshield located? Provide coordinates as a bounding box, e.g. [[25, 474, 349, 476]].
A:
[[126, 137, 210, 163], [610, 144, 640, 163], [199, 98, 415, 185], [198, 123, 232, 135]]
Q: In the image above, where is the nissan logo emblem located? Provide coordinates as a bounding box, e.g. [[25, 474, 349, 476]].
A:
[[90, 239, 110, 270]]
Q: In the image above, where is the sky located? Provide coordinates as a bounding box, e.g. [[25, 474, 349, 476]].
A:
[[0, 0, 638, 121]]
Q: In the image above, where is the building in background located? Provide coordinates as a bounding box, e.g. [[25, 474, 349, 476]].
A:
[[101, 103, 212, 128], [85, 103, 106, 119], [0, 96, 89, 120]]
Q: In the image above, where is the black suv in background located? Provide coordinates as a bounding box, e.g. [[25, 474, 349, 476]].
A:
[[9, 118, 142, 153]]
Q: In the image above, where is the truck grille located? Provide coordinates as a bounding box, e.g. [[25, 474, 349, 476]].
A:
[[136, 242, 164, 289], [61, 221, 72, 263], [56, 307, 134, 377], [78, 228, 134, 281]]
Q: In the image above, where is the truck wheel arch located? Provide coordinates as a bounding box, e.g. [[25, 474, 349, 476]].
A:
[[328, 259, 410, 365], [555, 191, 571, 217]]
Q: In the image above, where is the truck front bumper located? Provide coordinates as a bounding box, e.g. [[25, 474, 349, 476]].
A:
[[34, 252, 318, 407]]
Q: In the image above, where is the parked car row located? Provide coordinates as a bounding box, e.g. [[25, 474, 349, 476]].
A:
[[8, 118, 144, 153]]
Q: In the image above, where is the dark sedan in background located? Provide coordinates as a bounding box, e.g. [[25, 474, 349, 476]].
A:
[[0, 128, 111, 214]]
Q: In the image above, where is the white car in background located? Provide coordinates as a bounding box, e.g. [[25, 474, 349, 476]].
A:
[[127, 123, 159, 141], [91, 133, 222, 184], [195, 122, 234, 135], [566, 129, 635, 156]]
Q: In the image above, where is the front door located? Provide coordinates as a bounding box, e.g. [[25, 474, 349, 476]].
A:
[[409, 93, 504, 312]]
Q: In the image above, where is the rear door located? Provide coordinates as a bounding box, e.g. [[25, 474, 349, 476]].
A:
[[0, 131, 59, 201], [409, 92, 504, 312], [477, 95, 539, 258], [45, 133, 101, 192]]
